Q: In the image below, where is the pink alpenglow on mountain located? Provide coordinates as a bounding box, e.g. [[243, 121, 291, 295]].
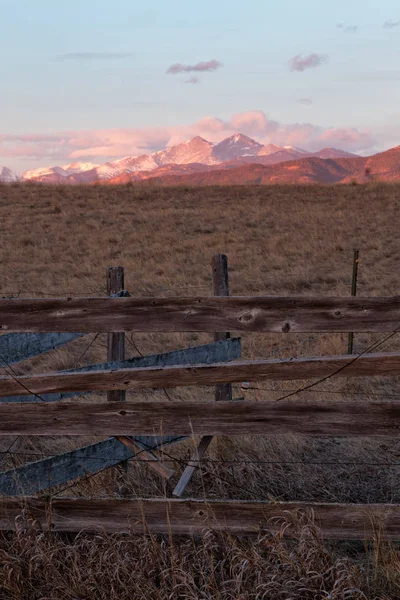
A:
[[11, 133, 369, 185]]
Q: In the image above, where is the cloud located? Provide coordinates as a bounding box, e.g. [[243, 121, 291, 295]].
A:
[[0, 110, 377, 167], [289, 53, 328, 72], [383, 20, 400, 28], [183, 77, 200, 84], [344, 25, 358, 33], [297, 98, 313, 105], [57, 52, 132, 60], [166, 59, 222, 74]]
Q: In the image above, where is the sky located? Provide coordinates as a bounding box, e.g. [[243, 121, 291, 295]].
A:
[[1, 0, 400, 173]]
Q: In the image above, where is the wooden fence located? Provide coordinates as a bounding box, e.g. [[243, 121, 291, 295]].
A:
[[1, 255, 400, 539]]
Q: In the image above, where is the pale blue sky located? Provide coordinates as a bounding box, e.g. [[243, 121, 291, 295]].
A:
[[1, 0, 400, 171]]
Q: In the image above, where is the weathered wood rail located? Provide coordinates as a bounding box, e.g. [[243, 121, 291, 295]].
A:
[[1, 399, 400, 436], [2, 497, 400, 539], [2, 255, 400, 540], [1, 296, 400, 332], [0, 351, 399, 397]]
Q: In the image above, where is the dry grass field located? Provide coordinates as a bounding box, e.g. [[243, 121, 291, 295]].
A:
[[1, 182, 400, 598]]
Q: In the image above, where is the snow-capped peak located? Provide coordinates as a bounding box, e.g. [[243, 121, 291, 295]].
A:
[[284, 145, 308, 154]]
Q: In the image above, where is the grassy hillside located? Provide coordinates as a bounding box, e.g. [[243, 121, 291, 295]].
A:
[[1, 182, 400, 598]]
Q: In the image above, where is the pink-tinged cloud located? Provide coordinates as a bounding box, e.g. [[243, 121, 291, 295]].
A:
[[0, 111, 377, 165], [184, 76, 200, 84], [166, 59, 222, 74], [289, 53, 328, 72]]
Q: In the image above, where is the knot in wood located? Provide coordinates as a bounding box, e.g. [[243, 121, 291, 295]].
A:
[[239, 312, 253, 323]]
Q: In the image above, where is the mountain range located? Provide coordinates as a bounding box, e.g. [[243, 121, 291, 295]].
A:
[[1, 133, 400, 185]]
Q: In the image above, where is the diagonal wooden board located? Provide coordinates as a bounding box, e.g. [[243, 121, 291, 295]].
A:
[[1, 337, 241, 403], [0, 332, 84, 365], [0, 338, 241, 495], [0, 436, 185, 496]]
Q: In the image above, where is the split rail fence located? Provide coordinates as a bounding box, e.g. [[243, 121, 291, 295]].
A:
[[1, 255, 400, 539]]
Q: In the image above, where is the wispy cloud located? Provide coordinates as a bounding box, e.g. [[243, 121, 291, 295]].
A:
[[57, 52, 133, 60], [289, 53, 328, 72], [183, 77, 200, 84], [166, 59, 222, 74], [383, 19, 400, 28], [297, 98, 313, 105], [337, 23, 358, 33]]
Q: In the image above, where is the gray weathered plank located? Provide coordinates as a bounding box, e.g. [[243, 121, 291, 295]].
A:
[[0, 436, 184, 496], [1, 497, 400, 539], [2, 296, 400, 333], [1, 337, 241, 403], [173, 436, 214, 497], [2, 398, 400, 436], [0, 350, 398, 398], [0, 332, 83, 365]]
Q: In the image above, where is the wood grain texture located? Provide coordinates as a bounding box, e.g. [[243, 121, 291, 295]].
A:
[[0, 436, 184, 496], [0, 351, 399, 397], [1, 338, 241, 403], [2, 296, 400, 333], [1, 497, 400, 539], [1, 398, 400, 436]]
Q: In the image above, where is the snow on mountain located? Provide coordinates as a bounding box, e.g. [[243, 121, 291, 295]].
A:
[[62, 162, 100, 173], [16, 133, 361, 184], [283, 145, 308, 154], [23, 162, 99, 181], [0, 167, 19, 182], [257, 143, 285, 156], [212, 133, 263, 161], [155, 136, 216, 165]]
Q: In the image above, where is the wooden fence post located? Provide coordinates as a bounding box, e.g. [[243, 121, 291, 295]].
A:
[[173, 254, 233, 496], [213, 254, 233, 402], [348, 249, 359, 354], [107, 266, 127, 477], [107, 267, 126, 403]]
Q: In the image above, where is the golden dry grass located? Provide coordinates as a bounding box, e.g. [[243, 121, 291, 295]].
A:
[[1, 182, 400, 598]]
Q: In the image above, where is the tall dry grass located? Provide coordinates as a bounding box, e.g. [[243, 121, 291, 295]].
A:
[[1, 182, 400, 598]]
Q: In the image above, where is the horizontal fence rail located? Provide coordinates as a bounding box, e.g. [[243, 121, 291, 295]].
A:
[[1, 338, 241, 403], [0, 352, 399, 397], [1, 296, 400, 332], [2, 498, 400, 539], [1, 399, 400, 436]]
